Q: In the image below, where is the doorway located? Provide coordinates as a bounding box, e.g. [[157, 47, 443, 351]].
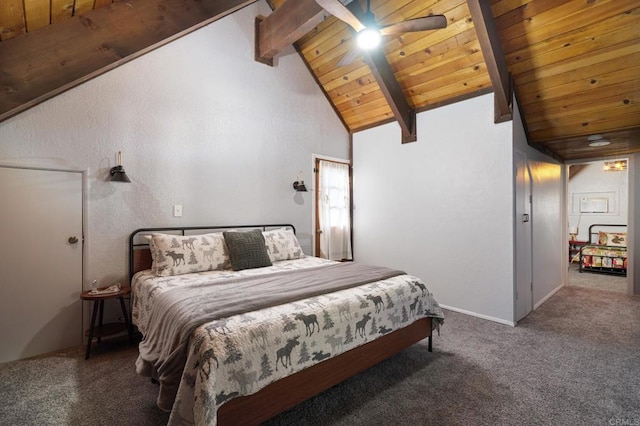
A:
[[313, 157, 353, 261], [0, 165, 84, 363], [566, 159, 629, 294]]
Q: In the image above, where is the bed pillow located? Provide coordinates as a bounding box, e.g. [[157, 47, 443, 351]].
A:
[[602, 232, 627, 247], [148, 232, 230, 276], [598, 231, 608, 245], [263, 227, 305, 262], [223, 229, 272, 271], [609, 233, 627, 247]]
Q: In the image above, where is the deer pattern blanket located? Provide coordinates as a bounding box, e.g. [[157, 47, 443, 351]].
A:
[[132, 257, 444, 426]]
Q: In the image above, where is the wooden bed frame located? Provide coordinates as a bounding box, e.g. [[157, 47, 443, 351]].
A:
[[129, 225, 433, 425]]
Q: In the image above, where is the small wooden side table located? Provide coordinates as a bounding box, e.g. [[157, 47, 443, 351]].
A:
[[80, 285, 133, 359], [569, 240, 587, 263]]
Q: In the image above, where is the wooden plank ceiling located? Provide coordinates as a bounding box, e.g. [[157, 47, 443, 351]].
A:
[[0, 0, 639, 162]]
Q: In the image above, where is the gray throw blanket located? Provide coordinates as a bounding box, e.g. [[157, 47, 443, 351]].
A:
[[135, 262, 405, 411]]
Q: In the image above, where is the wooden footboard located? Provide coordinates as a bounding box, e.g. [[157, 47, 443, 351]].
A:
[[218, 317, 432, 425]]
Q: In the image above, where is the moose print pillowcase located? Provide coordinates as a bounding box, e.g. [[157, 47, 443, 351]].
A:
[[148, 233, 230, 276]]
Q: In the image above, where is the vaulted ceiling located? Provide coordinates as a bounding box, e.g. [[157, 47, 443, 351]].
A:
[[1, 0, 638, 162]]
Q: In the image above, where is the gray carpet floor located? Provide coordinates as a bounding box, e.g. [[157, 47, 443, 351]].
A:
[[567, 262, 628, 294], [1, 285, 638, 425]]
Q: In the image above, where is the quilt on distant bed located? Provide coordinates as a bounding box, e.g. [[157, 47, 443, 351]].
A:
[[132, 257, 444, 426]]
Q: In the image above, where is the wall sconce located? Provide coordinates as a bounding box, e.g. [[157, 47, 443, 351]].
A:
[[108, 151, 131, 182], [293, 172, 308, 192]]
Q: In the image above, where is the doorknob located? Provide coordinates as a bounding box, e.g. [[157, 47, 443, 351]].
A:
[[68, 236, 79, 244]]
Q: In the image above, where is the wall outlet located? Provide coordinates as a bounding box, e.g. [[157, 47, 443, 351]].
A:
[[173, 204, 183, 217]]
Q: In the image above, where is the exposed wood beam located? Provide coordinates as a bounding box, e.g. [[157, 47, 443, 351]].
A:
[[255, 0, 327, 65], [362, 48, 416, 143], [257, 0, 415, 141], [467, 0, 512, 123], [348, 1, 416, 143], [0, 0, 256, 123]]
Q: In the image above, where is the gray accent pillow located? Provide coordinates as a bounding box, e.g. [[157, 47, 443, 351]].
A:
[[223, 229, 273, 271]]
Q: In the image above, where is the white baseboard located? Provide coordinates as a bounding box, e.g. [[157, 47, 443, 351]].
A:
[[439, 304, 516, 327], [534, 283, 564, 310]]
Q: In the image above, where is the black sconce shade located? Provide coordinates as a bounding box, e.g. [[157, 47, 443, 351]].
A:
[[109, 165, 131, 182], [108, 151, 131, 182], [293, 181, 308, 192]]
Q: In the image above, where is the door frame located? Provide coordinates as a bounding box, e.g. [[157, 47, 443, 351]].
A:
[[311, 154, 352, 258], [564, 156, 634, 295], [629, 154, 637, 295]]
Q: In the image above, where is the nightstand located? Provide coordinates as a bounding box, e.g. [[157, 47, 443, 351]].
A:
[[80, 285, 134, 359], [569, 240, 587, 263]]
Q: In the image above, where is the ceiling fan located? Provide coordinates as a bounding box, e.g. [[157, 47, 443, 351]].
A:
[[316, 0, 447, 66]]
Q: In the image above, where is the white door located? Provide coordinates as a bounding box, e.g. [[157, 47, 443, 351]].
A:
[[0, 166, 83, 363], [515, 152, 533, 321]]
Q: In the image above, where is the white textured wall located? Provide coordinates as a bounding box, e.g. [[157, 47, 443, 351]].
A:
[[512, 98, 564, 309], [353, 93, 514, 324], [0, 1, 348, 293]]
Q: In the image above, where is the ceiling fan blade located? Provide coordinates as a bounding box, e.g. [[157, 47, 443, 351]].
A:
[[337, 46, 362, 67], [316, 0, 366, 32], [379, 15, 447, 36]]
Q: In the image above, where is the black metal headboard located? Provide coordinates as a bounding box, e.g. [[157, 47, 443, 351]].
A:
[[128, 224, 296, 283]]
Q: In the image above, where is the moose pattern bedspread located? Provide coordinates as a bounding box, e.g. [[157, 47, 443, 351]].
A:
[[132, 257, 444, 425]]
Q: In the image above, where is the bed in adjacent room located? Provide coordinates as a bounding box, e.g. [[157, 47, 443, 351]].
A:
[[129, 224, 444, 425], [579, 224, 627, 276]]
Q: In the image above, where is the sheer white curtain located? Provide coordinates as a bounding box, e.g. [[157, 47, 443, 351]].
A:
[[318, 160, 352, 260]]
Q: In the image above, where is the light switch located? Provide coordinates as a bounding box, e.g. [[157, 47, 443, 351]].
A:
[[173, 204, 183, 217]]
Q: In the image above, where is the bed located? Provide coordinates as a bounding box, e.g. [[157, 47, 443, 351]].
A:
[[579, 224, 627, 276], [129, 224, 444, 425]]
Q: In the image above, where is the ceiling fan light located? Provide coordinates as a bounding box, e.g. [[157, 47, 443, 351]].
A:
[[357, 28, 381, 50]]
